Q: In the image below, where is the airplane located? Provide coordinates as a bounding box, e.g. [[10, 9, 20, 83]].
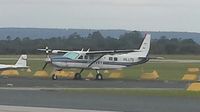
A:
[[0, 55, 28, 70], [39, 34, 151, 80]]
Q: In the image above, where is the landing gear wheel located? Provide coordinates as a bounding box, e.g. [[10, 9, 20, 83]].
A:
[[74, 73, 82, 80], [52, 74, 58, 80], [96, 73, 103, 80]]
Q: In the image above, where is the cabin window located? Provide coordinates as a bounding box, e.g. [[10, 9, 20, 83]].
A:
[[109, 57, 113, 61], [114, 57, 118, 61], [78, 55, 83, 59], [84, 55, 88, 59], [89, 55, 94, 60], [130, 58, 134, 62], [123, 58, 127, 61]]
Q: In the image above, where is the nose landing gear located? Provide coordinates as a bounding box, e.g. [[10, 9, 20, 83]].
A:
[[95, 70, 103, 80], [52, 74, 58, 80], [73, 68, 84, 80]]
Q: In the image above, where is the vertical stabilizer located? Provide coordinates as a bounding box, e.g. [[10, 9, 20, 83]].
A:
[[138, 34, 151, 57], [15, 55, 27, 67], [139, 34, 151, 51]]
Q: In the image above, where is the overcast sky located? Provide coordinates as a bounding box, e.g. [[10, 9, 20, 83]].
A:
[[0, 0, 200, 32]]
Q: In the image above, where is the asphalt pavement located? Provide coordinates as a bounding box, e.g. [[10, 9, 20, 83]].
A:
[[0, 77, 198, 112], [0, 89, 200, 112], [0, 77, 189, 88]]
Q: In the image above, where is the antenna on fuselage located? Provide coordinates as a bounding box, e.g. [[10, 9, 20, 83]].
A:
[[87, 48, 90, 52]]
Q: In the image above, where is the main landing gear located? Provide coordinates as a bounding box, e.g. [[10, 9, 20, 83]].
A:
[[73, 69, 103, 80], [73, 68, 84, 80], [51, 69, 104, 80], [74, 73, 82, 80]]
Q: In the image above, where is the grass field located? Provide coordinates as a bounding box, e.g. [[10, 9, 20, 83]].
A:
[[153, 54, 200, 60], [0, 54, 199, 80]]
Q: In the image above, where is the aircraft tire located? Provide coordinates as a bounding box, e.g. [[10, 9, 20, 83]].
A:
[[52, 74, 58, 80], [96, 73, 103, 80], [74, 73, 82, 80]]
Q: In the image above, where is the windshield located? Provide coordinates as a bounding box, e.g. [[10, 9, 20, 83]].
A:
[[63, 52, 79, 59]]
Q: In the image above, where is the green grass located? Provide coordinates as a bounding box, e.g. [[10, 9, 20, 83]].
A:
[[122, 62, 200, 80], [64, 88, 200, 97], [151, 54, 200, 60], [0, 55, 199, 80]]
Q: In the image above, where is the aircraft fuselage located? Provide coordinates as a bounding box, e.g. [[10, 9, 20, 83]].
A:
[[50, 54, 149, 70]]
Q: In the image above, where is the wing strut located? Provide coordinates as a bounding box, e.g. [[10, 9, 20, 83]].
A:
[[79, 54, 105, 74], [87, 54, 105, 68]]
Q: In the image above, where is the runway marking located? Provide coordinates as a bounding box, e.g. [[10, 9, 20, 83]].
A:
[[0, 105, 117, 112], [0, 87, 183, 91]]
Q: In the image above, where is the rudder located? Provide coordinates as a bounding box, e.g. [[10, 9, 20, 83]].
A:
[[15, 55, 27, 67], [138, 34, 151, 57]]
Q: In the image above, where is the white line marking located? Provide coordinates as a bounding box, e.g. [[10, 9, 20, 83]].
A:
[[0, 105, 117, 112], [0, 87, 183, 91]]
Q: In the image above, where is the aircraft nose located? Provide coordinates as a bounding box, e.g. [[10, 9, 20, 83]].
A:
[[51, 57, 71, 67], [45, 57, 51, 63]]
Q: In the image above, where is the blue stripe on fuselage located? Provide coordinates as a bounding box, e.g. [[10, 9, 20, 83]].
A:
[[50, 56, 149, 67]]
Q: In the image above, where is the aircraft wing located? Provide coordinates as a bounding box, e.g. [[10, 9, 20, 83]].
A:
[[51, 50, 68, 54], [0, 65, 10, 70], [37, 49, 69, 54], [86, 49, 139, 55], [0, 65, 29, 70]]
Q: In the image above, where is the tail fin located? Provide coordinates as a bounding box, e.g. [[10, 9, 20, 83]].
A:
[[138, 34, 151, 57], [15, 55, 27, 67]]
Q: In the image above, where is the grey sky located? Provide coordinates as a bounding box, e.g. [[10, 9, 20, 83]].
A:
[[0, 0, 200, 32]]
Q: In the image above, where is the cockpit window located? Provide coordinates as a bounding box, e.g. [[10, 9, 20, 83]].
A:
[[63, 52, 79, 59]]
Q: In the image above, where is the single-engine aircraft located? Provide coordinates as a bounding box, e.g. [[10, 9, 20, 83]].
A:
[[39, 34, 151, 80], [0, 55, 28, 70]]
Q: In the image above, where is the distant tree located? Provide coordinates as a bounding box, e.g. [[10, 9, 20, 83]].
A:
[[119, 31, 143, 49], [87, 31, 105, 50], [6, 36, 12, 41], [0, 31, 199, 54]]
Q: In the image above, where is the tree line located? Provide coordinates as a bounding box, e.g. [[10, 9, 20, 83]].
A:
[[1, 31, 200, 54]]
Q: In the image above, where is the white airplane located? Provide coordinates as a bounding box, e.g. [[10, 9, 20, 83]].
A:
[[39, 34, 151, 80], [0, 55, 28, 70]]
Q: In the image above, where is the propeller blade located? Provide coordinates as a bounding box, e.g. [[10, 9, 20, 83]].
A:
[[45, 46, 49, 54], [42, 63, 48, 70], [37, 46, 52, 54]]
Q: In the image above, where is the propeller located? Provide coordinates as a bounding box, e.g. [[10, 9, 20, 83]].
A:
[[39, 46, 52, 70], [37, 46, 52, 54], [42, 62, 48, 70], [38, 46, 68, 70]]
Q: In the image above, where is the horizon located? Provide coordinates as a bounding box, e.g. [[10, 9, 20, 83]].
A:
[[1, 27, 200, 33]]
